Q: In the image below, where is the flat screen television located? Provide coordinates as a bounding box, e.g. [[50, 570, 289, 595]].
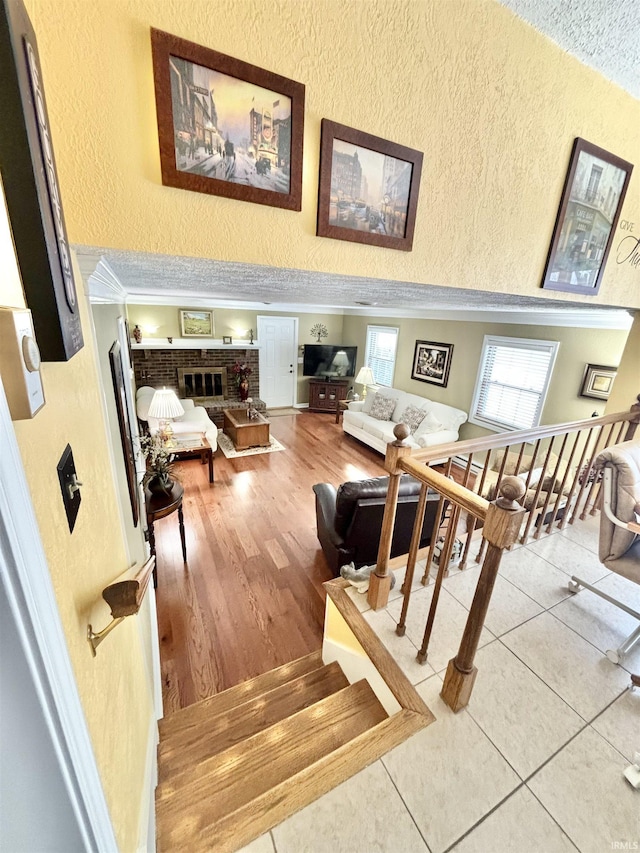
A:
[[303, 345, 357, 378]]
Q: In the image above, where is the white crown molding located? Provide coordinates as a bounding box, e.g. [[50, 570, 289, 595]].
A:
[[124, 292, 348, 315], [344, 306, 634, 330], [87, 259, 128, 304], [127, 294, 633, 330]]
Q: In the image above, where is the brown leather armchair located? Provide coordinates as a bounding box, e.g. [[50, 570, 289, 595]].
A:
[[312, 474, 442, 576]]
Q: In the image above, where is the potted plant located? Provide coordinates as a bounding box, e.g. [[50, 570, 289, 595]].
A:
[[139, 433, 177, 494], [232, 361, 252, 401]]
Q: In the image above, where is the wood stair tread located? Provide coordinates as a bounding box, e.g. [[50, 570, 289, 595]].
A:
[[159, 650, 323, 740], [158, 661, 350, 780], [156, 679, 388, 834]]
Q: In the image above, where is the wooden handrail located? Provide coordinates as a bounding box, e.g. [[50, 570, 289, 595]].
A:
[[87, 556, 155, 656], [408, 403, 640, 466], [400, 458, 490, 520]]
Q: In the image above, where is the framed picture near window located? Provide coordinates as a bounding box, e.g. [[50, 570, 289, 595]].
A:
[[579, 364, 617, 400], [317, 120, 423, 252], [222, 335, 233, 344], [150, 28, 305, 211], [179, 309, 214, 337], [411, 340, 453, 387], [541, 138, 633, 297]]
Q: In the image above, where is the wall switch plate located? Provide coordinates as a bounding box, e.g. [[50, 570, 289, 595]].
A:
[[57, 444, 81, 533], [0, 308, 45, 419]]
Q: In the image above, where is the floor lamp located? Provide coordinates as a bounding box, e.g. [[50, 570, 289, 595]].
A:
[[355, 366, 375, 400]]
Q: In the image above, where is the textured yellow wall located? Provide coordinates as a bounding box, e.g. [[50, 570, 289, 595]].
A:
[[0, 251, 153, 849], [342, 313, 629, 438], [23, 0, 640, 309]]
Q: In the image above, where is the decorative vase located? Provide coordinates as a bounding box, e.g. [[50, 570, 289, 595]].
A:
[[239, 379, 249, 401], [148, 474, 173, 495]]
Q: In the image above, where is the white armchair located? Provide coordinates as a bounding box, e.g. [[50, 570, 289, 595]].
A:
[[135, 386, 218, 451]]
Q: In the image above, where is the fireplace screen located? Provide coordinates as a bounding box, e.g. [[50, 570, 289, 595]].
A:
[[177, 367, 227, 402]]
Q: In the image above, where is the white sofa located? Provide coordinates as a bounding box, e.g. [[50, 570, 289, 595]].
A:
[[135, 386, 218, 451], [342, 386, 467, 456]]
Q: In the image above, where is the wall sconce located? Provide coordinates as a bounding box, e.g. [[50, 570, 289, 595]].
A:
[[142, 324, 159, 336]]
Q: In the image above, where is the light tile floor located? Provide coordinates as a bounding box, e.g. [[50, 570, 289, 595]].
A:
[[241, 513, 640, 853]]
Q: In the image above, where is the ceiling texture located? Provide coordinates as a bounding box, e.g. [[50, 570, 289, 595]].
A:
[[79, 0, 638, 329]]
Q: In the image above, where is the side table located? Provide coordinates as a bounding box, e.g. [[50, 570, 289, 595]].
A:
[[145, 481, 186, 585], [336, 399, 349, 424]]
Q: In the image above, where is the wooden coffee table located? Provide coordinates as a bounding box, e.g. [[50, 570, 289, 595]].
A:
[[223, 408, 270, 451], [171, 434, 214, 482]]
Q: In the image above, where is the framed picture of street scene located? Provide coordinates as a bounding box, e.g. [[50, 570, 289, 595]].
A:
[[541, 137, 633, 297], [150, 28, 305, 211], [411, 340, 453, 388], [316, 120, 423, 251]]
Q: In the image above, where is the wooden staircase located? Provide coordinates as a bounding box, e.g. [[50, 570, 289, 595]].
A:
[[156, 651, 392, 853]]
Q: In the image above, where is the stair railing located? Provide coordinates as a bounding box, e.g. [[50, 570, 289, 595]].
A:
[[367, 396, 640, 712]]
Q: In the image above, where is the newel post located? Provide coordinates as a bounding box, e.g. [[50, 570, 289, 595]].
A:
[[440, 476, 526, 712], [623, 394, 640, 441], [367, 424, 412, 611]]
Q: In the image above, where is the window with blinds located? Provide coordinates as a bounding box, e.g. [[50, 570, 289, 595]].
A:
[[470, 336, 559, 431], [364, 325, 399, 387]]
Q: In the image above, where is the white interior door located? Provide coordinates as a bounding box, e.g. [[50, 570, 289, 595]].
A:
[[257, 316, 297, 408]]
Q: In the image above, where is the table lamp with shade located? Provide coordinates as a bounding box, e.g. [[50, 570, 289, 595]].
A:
[[355, 366, 375, 399], [147, 388, 184, 447]]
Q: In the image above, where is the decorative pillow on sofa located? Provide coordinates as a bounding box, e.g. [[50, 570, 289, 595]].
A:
[[369, 394, 397, 421], [399, 404, 427, 434], [413, 410, 443, 438]]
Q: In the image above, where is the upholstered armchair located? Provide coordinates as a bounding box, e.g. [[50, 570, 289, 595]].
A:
[[312, 474, 442, 576], [568, 439, 640, 666]]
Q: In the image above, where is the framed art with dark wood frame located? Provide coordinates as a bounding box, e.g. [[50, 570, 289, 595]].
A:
[[411, 340, 453, 387], [317, 120, 423, 251], [0, 0, 83, 361], [109, 342, 139, 527], [150, 27, 305, 211], [579, 363, 617, 401], [541, 137, 633, 297]]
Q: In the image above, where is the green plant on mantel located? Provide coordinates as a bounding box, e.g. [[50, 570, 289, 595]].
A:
[[310, 323, 328, 342]]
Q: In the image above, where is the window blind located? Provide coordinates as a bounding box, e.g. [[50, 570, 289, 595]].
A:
[[471, 337, 559, 431], [365, 326, 398, 386]]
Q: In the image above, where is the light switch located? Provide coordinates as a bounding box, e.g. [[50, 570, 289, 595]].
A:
[[0, 307, 45, 419], [57, 444, 81, 533]]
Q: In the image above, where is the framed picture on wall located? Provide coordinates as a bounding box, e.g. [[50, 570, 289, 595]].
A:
[[541, 138, 633, 297], [411, 340, 453, 387], [150, 27, 305, 211], [317, 119, 423, 252], [579, 363, 617, 400], [179, 309, 214, 337], [0, 0, 83, 360], [109, 342, 139, 527]]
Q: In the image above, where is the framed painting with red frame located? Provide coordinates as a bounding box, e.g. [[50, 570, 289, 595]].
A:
[[150, 27, 305, 211]]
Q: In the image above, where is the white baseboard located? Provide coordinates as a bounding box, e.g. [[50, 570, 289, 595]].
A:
[[137, 718, 159, 853]]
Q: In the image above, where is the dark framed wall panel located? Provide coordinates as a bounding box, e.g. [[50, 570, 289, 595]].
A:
[[0, 0, 83, 361]]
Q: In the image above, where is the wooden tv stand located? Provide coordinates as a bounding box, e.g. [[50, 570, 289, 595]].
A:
[[308, 378, 349, 413]]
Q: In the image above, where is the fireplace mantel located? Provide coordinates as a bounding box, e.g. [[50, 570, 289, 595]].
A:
[[132, 338, 260, 350]]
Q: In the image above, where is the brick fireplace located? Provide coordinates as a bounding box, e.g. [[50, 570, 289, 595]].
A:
[[131, 347, 263, 426]]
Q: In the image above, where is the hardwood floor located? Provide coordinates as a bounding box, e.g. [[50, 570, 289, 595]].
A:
[[154, 411, 387, 714]]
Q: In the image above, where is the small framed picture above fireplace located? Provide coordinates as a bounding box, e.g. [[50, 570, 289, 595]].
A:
[[180, 309, 214, 337]]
